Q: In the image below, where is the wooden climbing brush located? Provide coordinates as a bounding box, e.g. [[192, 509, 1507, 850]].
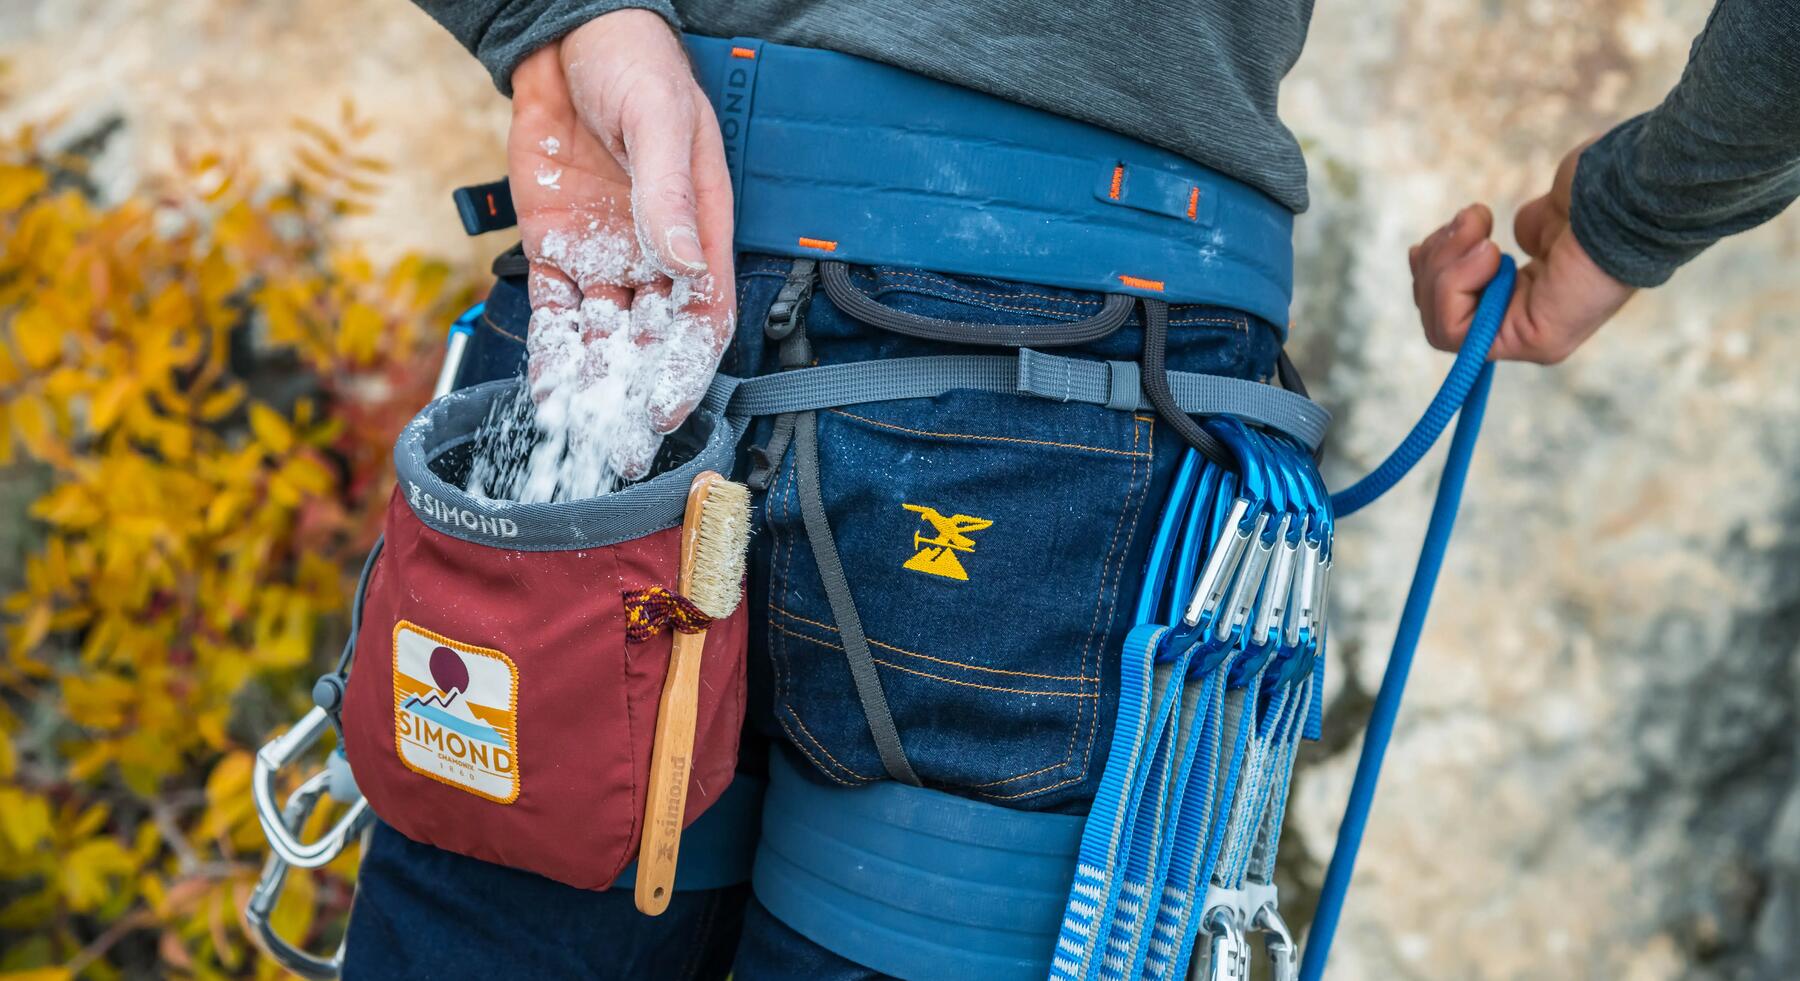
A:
[[636, 470, 750, 915]]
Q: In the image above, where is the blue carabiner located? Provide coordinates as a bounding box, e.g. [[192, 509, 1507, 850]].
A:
[[1135, 449, 1204, 627]]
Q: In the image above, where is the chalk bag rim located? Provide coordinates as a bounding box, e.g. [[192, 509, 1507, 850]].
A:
[[392, 375, 748, 552]]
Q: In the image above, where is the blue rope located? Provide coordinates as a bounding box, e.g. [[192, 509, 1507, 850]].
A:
[[1328, 258, 1514, 519], [1300, 256, 1516, 980]]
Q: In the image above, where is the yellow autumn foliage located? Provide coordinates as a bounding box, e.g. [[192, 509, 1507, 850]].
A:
[[0, 111, 480, 979]]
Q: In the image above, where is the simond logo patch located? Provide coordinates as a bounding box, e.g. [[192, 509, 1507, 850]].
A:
[[902, 504, 992, 582], [409, 481, 519, 538], [392, 622, 521, 804]]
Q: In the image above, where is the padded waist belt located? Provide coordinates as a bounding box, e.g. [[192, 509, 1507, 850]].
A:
[[753, 748, 1084, 981], [682, 34, 1296, 327]]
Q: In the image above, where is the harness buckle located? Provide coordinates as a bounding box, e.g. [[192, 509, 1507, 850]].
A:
[[764, 258, 818, 343]]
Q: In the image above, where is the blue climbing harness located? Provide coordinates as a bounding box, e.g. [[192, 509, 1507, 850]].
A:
[[246, 25, 1517, 979]]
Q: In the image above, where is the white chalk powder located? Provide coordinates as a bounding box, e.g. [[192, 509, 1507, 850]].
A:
[[464, 231, 726, 504]]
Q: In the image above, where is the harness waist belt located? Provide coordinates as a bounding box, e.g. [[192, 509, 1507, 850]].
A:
[[683, 34, 1295, 327], [753, 748, 1084, 981]]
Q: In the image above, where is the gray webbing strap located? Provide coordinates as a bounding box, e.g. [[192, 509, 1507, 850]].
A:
[[792, 409, 922, 786], [729, 350, 1330, 451]]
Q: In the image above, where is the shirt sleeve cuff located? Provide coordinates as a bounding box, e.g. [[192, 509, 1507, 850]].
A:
[[477, 1, 682, 97], [1568, 116, 1697, 289]]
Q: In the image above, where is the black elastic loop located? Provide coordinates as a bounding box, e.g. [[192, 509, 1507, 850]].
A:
[[1275, 348, 1309, 399], [819, 261, 1134, 348], [1140, 298, 1234, 469], [793, 410, 922, 786]]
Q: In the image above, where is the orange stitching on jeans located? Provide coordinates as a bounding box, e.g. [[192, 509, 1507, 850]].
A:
[[770, 451, 877, 786], [791, 712, 876, 782], [770, 603, 1099, 682], [869, 279, 1106, 320], [779, 715, 860, 786], [1186, 186, 1200, 220], [829, 409, 1151, 458], [1109, 164, 1124, 200], [730, 45, 757, 59], [797, 236, 838, 252], [965, 757, 1070, 788], [1170, 316, 1249, 328], [881, 270, 1104, 308], [481, 311, 524, 344], [872, 271, 1250, 329], [1118, 274, 1166, 292], [773, 626, 1098, 698]]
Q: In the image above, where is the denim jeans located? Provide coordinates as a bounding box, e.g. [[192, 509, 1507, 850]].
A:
[[342, 253, 1279, 980]]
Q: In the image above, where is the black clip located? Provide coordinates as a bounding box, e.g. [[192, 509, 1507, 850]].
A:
[[764, 258, 818, 342], [746, 444, 777, 493], [452, 178, 517, 236]]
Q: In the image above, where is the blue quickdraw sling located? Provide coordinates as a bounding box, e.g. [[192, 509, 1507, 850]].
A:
[[1049, 257, 1516, 981]]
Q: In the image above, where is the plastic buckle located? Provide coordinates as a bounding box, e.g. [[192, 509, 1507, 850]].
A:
[[451, 178, 516, 236], [764, 259, 818, 342], [746, 443, 777, 493]]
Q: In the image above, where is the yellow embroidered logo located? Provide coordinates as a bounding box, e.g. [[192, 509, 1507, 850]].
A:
[[902, 504, 993, 582], [391, 621, 520, 804]]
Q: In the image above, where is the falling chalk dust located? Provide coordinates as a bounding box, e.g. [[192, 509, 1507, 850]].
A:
[[465, 229, 724, 504]]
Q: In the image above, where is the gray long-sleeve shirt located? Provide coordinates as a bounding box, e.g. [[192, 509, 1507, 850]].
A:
[[413, 0, 1800, 289]]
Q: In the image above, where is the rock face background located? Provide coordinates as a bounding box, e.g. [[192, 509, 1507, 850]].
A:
[[4, 0, 1795, 977]]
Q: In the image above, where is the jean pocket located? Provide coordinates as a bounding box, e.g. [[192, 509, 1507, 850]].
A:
[[762, 390, 1158, 808]]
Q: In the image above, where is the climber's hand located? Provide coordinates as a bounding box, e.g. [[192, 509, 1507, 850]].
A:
[[508, 10, 735, 480], [1409, 142, 1635, 364]]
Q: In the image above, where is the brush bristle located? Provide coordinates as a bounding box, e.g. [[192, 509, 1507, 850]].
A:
[[687, 478, 751, 619]]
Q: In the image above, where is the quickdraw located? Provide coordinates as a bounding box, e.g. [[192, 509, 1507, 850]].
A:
[[1054, 257, 1516, 981]]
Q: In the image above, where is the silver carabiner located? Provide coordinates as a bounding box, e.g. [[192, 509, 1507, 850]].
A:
[[1252, 516, 1299, 646], [253, 706, 372, 869], [1185, 499, 1253, 628], [1190, 905, 1249, 981], [245, 770, 365, 979], [1252, 902, 1298, 981], [1217, 523, 1276, 643]]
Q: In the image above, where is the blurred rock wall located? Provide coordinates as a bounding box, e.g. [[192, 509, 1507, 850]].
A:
[[5, 0, 1794, 977], [1283, 2, 1799, 978]]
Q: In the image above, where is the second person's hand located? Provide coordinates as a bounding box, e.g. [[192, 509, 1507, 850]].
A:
[[1409, 141, 1636, 364]]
